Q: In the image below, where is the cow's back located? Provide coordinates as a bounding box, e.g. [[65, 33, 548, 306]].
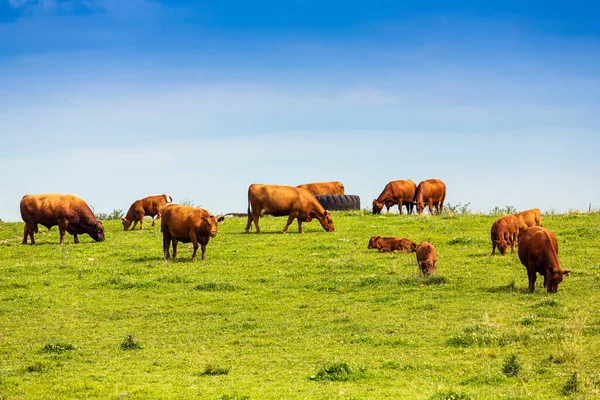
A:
[[249, 184, 303, 216], [389, 179, 416, 199], [519, 226, 558, 257], [162, 205, 206, 239], [297, 181, 344, 196], [21, 194, 83, 226], [143, 194, 169, 215], [518, 208, 542, 229]]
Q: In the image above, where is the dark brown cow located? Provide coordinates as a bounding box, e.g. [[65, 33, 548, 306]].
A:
[[372, 179, 416, 215], [245, 184, 334, 234], [415, 242, 437, 277], [297, 181, 344, 196], [122, 194, 172, 230], [367, 235, 417, 253], [413, 179, 446, 215], [490, 214, 520, 255], [517, 208, 542, 233], [161, 205, 224, 261], [518, 226, 570, 293], [20, 194, 105, 244]]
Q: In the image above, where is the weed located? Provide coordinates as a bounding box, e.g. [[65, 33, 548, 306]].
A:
[[447, 236, 475, 245], [380, 361, 400, 369], [26, 361, 47, 373], [562, 372, 580, 395], [429, 389, 472, 400], [502, 354, 521, 377], [194, 282, 238, 291], [42, 342, 75, 354], [120, 334, 142, 351], [534, 298, 561, 308], [219, 394, 249, 400], [201, 364, 231, 376], [310, 362, 366, 382]]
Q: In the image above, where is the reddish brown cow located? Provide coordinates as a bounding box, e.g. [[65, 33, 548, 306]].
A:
[[161, 205, 224, 261], [367, 235, 417, 253], [415, 242, 437, 276], [518, 226, 570, 293], [372, 180, 416, 215], [297, 181, 344, 196], [122, 194, 172, 230], [20, 194, 105, 244], [516, 208, 542, 233], [245, 184, 334, 234], [490, 214, 521, 255], [414, 179, 446, 214]]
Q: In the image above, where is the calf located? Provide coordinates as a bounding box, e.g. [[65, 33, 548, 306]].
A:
[[415, 242, 437, 277], [122, 194, 172, 230], [161, 205, 224, 261], [490, 214, 520, 255], [367, 235, 417, 253]]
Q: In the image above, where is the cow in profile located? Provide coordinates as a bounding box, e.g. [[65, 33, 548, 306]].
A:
[[490, 214, 520, 255], [416, 242, 437, 277], [20, 194, 105, 244], [367, 235, 417, 253], [161, 205, 224, 261], [297, 181, 344, 196], [122, 194, 172, 230], [245, 184, 334, 234], [372, 180, 416, 214], [516, 208, 542, 233], [414, 179, 446, 214], [518, 226, 570, 293]]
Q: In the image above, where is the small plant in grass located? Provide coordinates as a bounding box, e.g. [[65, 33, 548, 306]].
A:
[[429, 389, 472, 400], [42, 342, 75, 354], [26, 361, 47, 373], [220, 394, 249, 400], [310, 362, 366, 382], [562, 372, 580, 395], [194, 282, 238, 291], [120, 334, 142, 350], [201, 363, 231, 376], [502, 354, 521, 377]]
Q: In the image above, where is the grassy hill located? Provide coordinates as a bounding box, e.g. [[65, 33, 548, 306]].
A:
[[1, 211, 599, 399]]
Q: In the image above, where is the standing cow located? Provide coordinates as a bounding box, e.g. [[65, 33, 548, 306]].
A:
[[518, 226, 570, 293], [516, 208, 542, 233], [372, 180, 416, 215], [415, 242, 438, 277], [245, 184, 334, 234], [297, 181, 344, 196], [161, 205, 224, 261], [490, 214, 520, 255], [122, 194, 173, 230], [20, 194, 105, 244], [413, 179, 446, 215]]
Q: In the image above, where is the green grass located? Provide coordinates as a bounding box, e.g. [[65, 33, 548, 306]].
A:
[[1, 211, 600, 399]]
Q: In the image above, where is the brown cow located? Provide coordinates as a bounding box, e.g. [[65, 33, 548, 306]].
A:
[[245, 184, 334, 234], [490, 214, 521, 255], [297, 181, 344, 196], [20, 194, 105, 244], [516, 208, 542, 233], [122, 194, 172, 230], [161, 205, 224, 261], [372, 179, 416, 215], [518, 226, 570, 293], [367, 235, 417, 253], [414, 179, 446, 214], [415, 242, 437, 277]]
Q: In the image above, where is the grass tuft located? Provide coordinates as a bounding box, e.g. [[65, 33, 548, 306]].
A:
[[120, 334, 142, 351], [26, 361, 48, 373], [201, 364, 231, 376], [502, 354, 521, 377], [429, 389, 473, 400], [561, 372, 580, 395], [42, 342, 75, 354], [310, 362, 366, 382], [219, 394, 249, 400], [194, 282, 238, 291]]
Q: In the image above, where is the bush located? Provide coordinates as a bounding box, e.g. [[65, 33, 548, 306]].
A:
[[443, 202, 471, 215], [95, 209, 124, 220], [490, 206, 517, 215]]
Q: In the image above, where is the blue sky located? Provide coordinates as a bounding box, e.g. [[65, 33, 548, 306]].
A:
[[1, 1, 599, 221]]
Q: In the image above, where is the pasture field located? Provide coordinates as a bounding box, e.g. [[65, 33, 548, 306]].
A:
[[1, 211, 600, 399]]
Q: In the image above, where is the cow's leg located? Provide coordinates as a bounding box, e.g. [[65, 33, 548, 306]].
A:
[[58, 220, 68, 245], [428, 201, 434, 214], [172, 239, 178, 259], [139, 217, 144, 230], [297, 219, 304, 234], [131, 220, 139, 230], [510, 234, 516, 254], [245, 213, 253, 232], [491, 241, 496, 255], [152, 213, 158, 227], [527, 268, 537, 293], [282, 215, 296, 234], [190, 231, 198, 261], [22, 224, 30, 244], [163, 232, 171, 259], [397, 201, 403, 215], [73, 233, 79, 244]]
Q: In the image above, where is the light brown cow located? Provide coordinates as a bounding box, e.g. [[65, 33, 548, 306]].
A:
[[297, 181, 344, 196], [372, 179, 416, 215], [20, 194, 105, 244], [415, 242, 437, 276], [516, 208, 542, 233], [414, 179, 446, 214], [161, 205, 224, 261], [490, 214, 521, 255], [518, 226, 570, 293], [245, 184, 334, 234], [367, 235, 417, 253], [122, 194, 172, 230]]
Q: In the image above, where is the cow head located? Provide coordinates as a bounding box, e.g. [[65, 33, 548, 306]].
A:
[[372, 200, 383, 214], [89, 221, 105, 242], [415, 201, 425, 214], [317, 210, 334, 232], [368, 235, 381, 249], [418, 260, 436, 277], [494, 239, 509, 255], [121, 218, 132, 231], [546, 267, 571, 293], [409, 242, 418, 253], [201, 215, 225, 237]]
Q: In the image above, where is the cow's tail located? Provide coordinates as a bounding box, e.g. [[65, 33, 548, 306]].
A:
[[166, 194, 173, 203]]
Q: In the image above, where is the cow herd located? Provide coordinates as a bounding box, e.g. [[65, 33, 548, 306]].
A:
[[17, 179, 571, 293]]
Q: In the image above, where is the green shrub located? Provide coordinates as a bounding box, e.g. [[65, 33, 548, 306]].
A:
[[120, 334, 142, 351], [310, 362, 366, 382], [562, 372, 579, 395], [42, 342, 75, 354], [201, 364, 231, 376], [502, 354, 521, 377]]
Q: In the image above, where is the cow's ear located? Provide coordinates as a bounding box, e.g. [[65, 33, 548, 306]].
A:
[[411, 243, 417, 251], [121, 218, 125, 222], [217, 216, 225, 223], [202, 216, 209, 224], [563, 269, 571, 276]]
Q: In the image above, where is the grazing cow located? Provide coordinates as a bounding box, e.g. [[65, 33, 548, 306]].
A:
[[518, 226, 570, 293], [372, 180, 417, 215], [516, 208, 542, 233], [297, 181, 344, 196], [245, 184, 334, 234], [490, 214, 521, 255], [414, 179, 446, 215], [161, 205, 224, 261], [122, 194, 172, 230], [367, 235, 417, 253], [20, 194, 105, 244], [416, 242, 437, 277]]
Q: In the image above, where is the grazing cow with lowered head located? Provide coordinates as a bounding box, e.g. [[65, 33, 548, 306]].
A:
[[20, 194, 105, 244], [368, 235, 417, 253], [414, 179, 446, 215], [161, 205, 224, 261], [122, 194, 172, 230], [518, 226, 570, 293], [297, 181, 344, 196], [490, 214, 520, 255], [245, 184, 334, 234], [416, 242, 437, 277], [372, 179, 416, 215]]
